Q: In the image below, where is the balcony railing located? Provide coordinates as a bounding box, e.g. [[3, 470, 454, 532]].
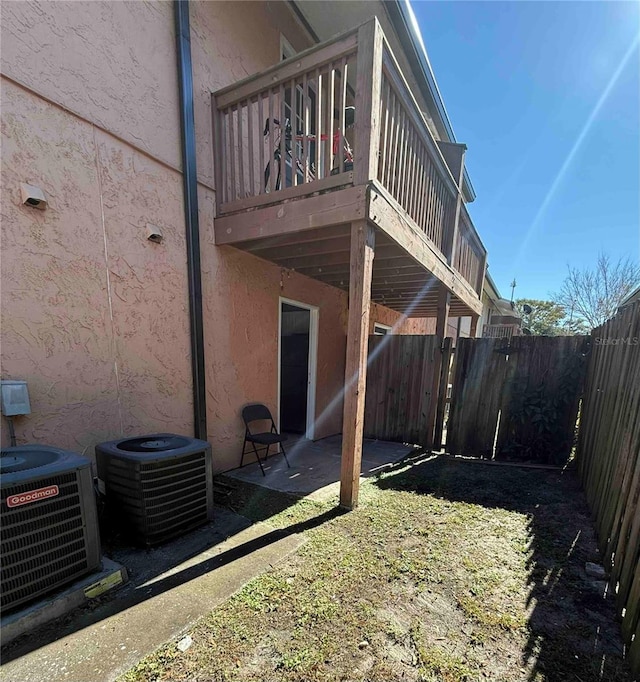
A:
[[483, 324, 522, 339], [212, 19, 487, 296], [213, 31, 358, 211], [455, 204, 486, 296]]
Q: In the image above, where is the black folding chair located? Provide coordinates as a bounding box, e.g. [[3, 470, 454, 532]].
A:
[[240, 403, 290, 476]]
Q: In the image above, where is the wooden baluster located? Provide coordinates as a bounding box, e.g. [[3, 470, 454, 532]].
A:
[[387, 88, 399, 193], [380, 76, 391, 185], [229, 106, 236, 201], [408, 126, 419, 221], [422, 149, 432, 237], [441, 180, 450, 250], [315, 68, 322, 179], [427, 162, 436, 244], [404, 121, 414, 213], [391, 90, 401, 196], [411, 129, 421, 221], [338, 56, 348, 175], [400, 120, 411, 210], [258, 94, 264, 194], [433, 176, 441, 245], [414, 138, 423, 229], [237, 101, 245, 198], [389, 103, 402, 197], [326, 65, 335, 178], [268, 89, 275, 193], [247, 97, 254, 196], [398, 107, 409, 205], [417, 144, 427, 234], [302, 72, 309, 182], [291, 77, 298, 187], [448, 194, 457, 254], [389, 99, 402, 197], [422, 155, 431, 239], [439, 180, 447, 247], [218, 108, 227, 205], [279, 83, 286, 189], [401, 113, 411, 209], [477, 250, 487, 296]]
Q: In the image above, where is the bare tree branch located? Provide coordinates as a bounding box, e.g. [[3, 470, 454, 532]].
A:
[[552, 254, 640, 328]]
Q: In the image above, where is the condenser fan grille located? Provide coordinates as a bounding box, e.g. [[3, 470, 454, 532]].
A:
[[1, 472, 91, 610], [98, 443, 213, 546]]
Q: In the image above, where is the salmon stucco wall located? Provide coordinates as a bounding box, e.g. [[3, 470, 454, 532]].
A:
[[0, 0, 315, 469], [0, 1, 311, 186], [1, 0, 438, 472], [198, 241, 349, 471], [1, 79, 193, 456]]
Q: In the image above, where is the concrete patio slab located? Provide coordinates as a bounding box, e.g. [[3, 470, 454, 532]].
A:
[[227, 434, 418, 500], [0, 508, 305, 682]]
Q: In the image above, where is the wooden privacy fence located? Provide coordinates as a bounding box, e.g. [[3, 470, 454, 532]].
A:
[[364, 335, 443, 446], [576, 301, 640, 674], [447, 335, 590, 464]]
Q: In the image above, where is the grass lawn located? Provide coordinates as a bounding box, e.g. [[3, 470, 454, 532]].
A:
[[121, 453, 631, 682]]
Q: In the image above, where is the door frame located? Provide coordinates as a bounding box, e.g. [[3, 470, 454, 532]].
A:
[[278, 297, 319, 440]]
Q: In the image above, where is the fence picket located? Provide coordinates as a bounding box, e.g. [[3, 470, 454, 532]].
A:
[[576, 301, 640, 674]]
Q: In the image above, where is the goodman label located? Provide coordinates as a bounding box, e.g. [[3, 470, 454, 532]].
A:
[[6, 485, 60, 508]]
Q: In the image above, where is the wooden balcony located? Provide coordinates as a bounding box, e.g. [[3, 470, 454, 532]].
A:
[[212, 19, 486, 319]]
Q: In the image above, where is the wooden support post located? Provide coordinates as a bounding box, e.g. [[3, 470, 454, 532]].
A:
[[435, 285, 451, 339], [340, 220, 375, 510], [469, 314, 479, 338], [476, 251, 488, 298]]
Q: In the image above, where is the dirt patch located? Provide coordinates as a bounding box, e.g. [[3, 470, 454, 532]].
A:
[[121, 456, 632, 682]]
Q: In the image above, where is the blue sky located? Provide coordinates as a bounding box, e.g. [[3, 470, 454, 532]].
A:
[[412, 0, 640, 301]]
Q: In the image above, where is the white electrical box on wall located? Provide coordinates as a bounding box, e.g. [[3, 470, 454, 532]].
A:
[[1, 380, 31, 416]]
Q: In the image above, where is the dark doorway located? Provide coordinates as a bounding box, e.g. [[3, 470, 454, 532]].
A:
[[279, 303, 311, 434]]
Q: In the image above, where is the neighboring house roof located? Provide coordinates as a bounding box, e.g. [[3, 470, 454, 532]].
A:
[[495, 298, 521, 320], [480, 274, 521, 321], [619, 284, 640, 309], [483, 272, 501, 303]]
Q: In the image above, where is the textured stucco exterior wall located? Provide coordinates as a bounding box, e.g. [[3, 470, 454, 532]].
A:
[[1, 1, 181, 169], [0, 0, 311, 187], [198, 238, 349, 471], [0, 1, 335, 472], [2, 79, 120, 454], [0, 74, 346, 471], [1, 1, 437, 472], [1, 78, 193, 456]]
